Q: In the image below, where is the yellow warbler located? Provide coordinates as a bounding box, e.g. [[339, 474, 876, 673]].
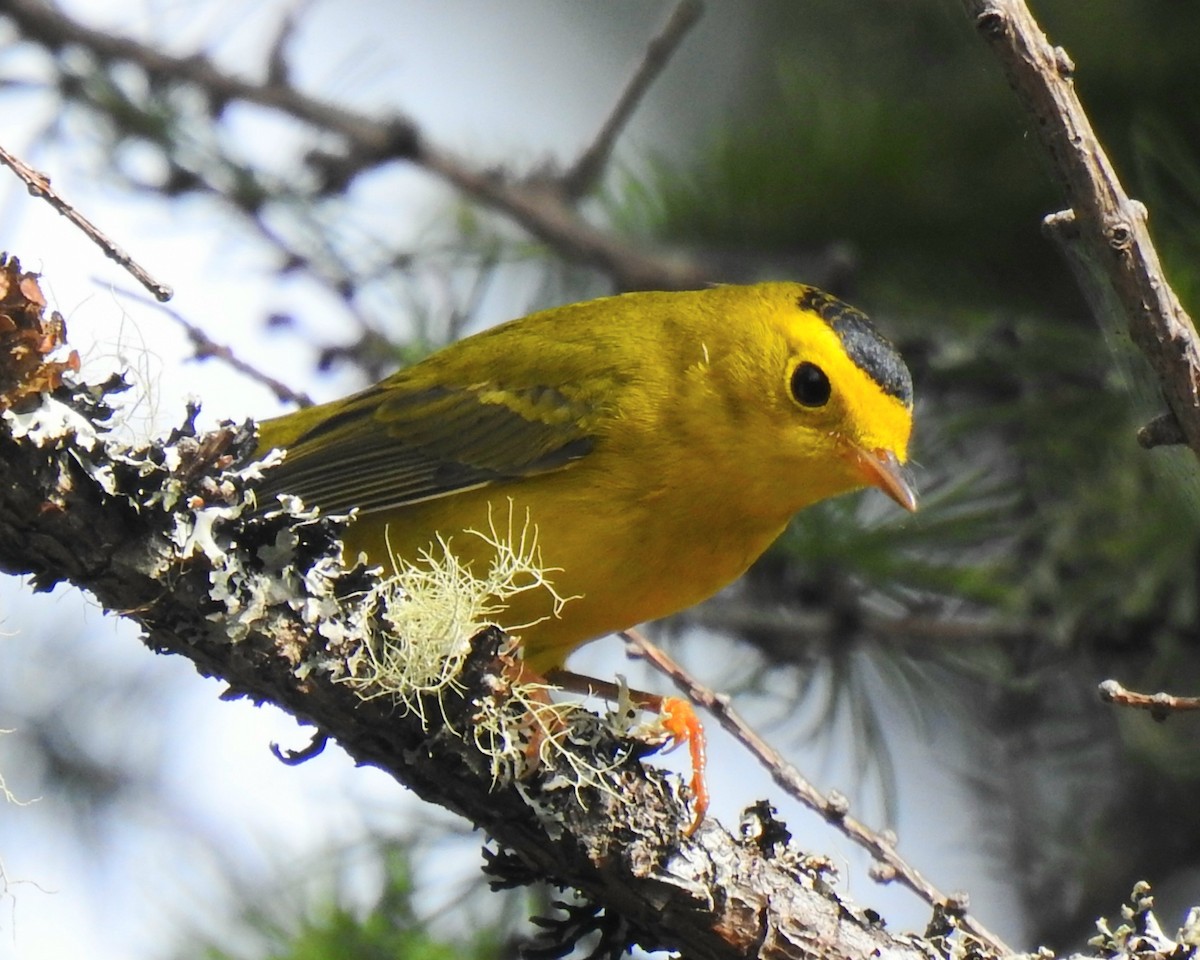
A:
[[255, 282, 914, 828], [256, 282, 916, 671]]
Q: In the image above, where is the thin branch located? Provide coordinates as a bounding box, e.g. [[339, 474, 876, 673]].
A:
[[1099, 679, 1200, 719], [0, 142, 172, 301], [561, 0, 703, 199], [2, 0, 708, 292], [962, 0, 1200, 460], [110, 285, 313, 408], [265, 1, 313, 88], [621, 626, 1014, 957]]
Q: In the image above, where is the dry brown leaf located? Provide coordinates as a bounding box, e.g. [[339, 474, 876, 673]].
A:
[[0, 254, 79, 412]]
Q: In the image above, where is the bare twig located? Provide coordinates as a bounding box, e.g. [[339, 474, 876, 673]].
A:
[[265, 1, 314, 88], [1099, 679, 1200, 720], [111, 285, 313, 407], [0, 142, 173, 302], [963, 0, 1200, 461], [621, 626, 1014, 957], [2, 0, 708, 293], [561, 0, 703, 199]]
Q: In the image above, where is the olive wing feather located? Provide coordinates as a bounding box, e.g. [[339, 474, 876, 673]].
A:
[[257, 381, 597, 516]]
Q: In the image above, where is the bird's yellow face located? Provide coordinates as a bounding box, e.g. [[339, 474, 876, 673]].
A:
[[768, 286, 916, 512]]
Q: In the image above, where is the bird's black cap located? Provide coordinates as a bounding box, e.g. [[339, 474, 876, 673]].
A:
[[797, 288, 913, 407]]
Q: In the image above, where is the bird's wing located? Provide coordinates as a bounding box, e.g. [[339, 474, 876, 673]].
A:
[[256, 380, 597, 516]]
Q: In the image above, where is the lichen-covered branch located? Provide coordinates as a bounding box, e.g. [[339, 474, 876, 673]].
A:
[[0, 255, 939, 960]]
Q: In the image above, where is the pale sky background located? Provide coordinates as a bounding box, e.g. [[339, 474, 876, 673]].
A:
[[0, 3, 1018, 958]]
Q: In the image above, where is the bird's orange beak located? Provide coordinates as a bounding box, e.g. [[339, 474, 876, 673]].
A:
[[848, 446, 917, 512]]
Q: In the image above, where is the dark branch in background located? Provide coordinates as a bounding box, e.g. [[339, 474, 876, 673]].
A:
[[0, 0, 708, 293], [110, 285, 314, 408], [264, 0, 310, 88], [0, 141, 172, 301], [962, 0, 1200, 461], [561, 0, 703, 199], [621, 627, 1012, 956]]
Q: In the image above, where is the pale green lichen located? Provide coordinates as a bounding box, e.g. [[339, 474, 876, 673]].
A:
[[344, 503, 564, 705], [342, 503, 634, 803]]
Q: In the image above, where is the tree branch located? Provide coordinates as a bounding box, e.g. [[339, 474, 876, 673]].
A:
[[1, 0, 708, 292], [0, 254, 946, 960], [561, 0, 703, 199], [962, 0, 1200, 459], [110, 284, 314, 408], [0, 141, 172, 301], [1099, 679, 1200, 719], [622, 628, 1011, 955]]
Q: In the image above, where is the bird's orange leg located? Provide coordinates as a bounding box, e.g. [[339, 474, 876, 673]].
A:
[[546, 668, 708, 836]]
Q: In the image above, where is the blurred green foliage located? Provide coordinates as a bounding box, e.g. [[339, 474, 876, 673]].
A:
[[192, 850, 502, 960]]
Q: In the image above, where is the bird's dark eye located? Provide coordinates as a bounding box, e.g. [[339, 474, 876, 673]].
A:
[[791, 361, 831, 407]]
